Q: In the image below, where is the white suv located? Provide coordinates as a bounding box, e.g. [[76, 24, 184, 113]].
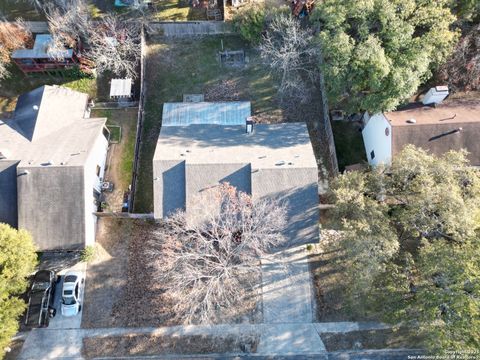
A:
[[61, 271, 84, 317]]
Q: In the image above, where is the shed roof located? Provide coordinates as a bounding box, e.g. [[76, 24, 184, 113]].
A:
[[162, 102, 251, 127], [12, 34, 73, 59], [110, 78, 132, 98]]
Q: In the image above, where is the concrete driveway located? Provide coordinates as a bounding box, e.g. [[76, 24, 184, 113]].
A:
[[48, 261, 87, 330]]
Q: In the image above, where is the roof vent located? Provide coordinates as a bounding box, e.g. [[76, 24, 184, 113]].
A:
[[406, 118, 417, 124], [246, 117, 254, 134], [0, 149, 10, 160], [422, 86, 449, 105], [41, 160, 54, 166]]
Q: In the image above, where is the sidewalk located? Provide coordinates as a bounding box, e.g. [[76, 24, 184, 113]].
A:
[[19, 322, 390, 360], [261, 245, 314, 324]]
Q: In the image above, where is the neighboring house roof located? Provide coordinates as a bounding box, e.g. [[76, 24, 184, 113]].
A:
[[162, 102, 251, 126], [0, 161, 19, 227], [384, 99, 480, 165], [0, 85, 106, 250], [1, 85, 104, 167], [11, 34, 73, 59]]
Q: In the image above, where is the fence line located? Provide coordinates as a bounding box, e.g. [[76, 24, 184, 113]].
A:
[[148, 21, 232, 37], [93, 101, 139, 109], [128, 25, 147, 212], [318, 54, 339, 176]]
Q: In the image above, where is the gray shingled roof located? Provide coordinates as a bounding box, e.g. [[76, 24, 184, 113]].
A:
[[153, 123, 320, 245], [162, 102, 251, 127], [154, 123, 317, 169], [0, 85, 106, 250], [0, 161, 19, 228]]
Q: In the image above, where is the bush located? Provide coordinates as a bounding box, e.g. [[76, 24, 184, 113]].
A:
[[233, 5, 266, 45], [80, 245, 97, 263], [0, 224, 37, 360]]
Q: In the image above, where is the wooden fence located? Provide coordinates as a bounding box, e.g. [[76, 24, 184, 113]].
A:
[[128, 25, 147, 212], [149, 21, 233, 37]]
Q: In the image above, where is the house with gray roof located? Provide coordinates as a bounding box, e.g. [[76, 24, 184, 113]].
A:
[[153, 102, 319, 244], [0, 85, 109, 250]]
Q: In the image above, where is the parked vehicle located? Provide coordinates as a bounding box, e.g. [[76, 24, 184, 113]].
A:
[[25, 270, 57, 328], [61, 271, 84, 317]]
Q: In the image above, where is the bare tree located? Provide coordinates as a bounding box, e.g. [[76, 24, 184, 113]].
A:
[[259, 14, 319, 103], [45, 0, 89, 50], [0, 19, 32, 79], [148, 183, 288, 324], [87, 14, 141, 79], [439, 24, 480, 91]]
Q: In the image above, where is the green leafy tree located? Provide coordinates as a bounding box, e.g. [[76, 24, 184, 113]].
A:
[[0, 224, 37, 359], [312, 0, 459, 113], [233, 5, 266, 45], [329, 146, 480, 351]]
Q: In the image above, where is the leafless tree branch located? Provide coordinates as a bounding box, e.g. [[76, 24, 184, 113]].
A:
[[147, 183, 288, 324]]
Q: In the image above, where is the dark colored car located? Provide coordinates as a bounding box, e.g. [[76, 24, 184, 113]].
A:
[[24, 270, 57, 328]]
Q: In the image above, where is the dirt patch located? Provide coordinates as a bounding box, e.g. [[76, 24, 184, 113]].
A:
[[4, 338, 25, 360], [81, 218, 134, 328], [82, 333, 258, 358], [91, 108, 137, 212], [320, 328, 423, 351], [309, 231, 377, 322], [112, 222, 262, 326]]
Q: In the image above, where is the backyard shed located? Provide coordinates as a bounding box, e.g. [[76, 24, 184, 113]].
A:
[[110, 78, 133, 99]]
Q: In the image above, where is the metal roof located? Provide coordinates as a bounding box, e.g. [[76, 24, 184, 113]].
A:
[[162, 102, 251, 127], [12, 34, 73, 59], [110, 78, 132, 98]]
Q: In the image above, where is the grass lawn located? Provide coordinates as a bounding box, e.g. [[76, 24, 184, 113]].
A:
[[88, 0, 206, 20], [331, 121, 367, 172], [0, 65, 112, 116], [91, 109, 137, 192], [134, 35, 279, 213], [0, 1, 44, 20]]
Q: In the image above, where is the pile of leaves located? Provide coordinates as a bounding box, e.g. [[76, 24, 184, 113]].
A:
[[204, 79, 242, 102]]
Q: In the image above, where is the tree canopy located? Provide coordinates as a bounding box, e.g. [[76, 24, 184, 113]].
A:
[[329, 146, 480, 351], [312, 0, 459, 113], [0, 224, 37, 359], [149, 183, 287, 324]]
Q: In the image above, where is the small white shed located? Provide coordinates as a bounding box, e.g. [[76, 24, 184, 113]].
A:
[[109, 78, 133, 99]]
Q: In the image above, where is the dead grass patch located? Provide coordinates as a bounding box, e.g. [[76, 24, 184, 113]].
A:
[[82, 333, 259, 358], [321, 328, 423, 351]]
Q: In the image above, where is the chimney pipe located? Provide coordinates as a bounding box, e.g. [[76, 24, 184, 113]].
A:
[[246, 116, 254, 134]]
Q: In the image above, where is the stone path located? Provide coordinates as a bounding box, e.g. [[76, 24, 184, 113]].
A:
[[18, 322, 389, 360], [261, 245, 313, 323]]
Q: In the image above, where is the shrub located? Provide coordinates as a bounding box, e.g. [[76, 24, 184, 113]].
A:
[[233, 5, 266, 45], [80, 245, 96, 263]]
